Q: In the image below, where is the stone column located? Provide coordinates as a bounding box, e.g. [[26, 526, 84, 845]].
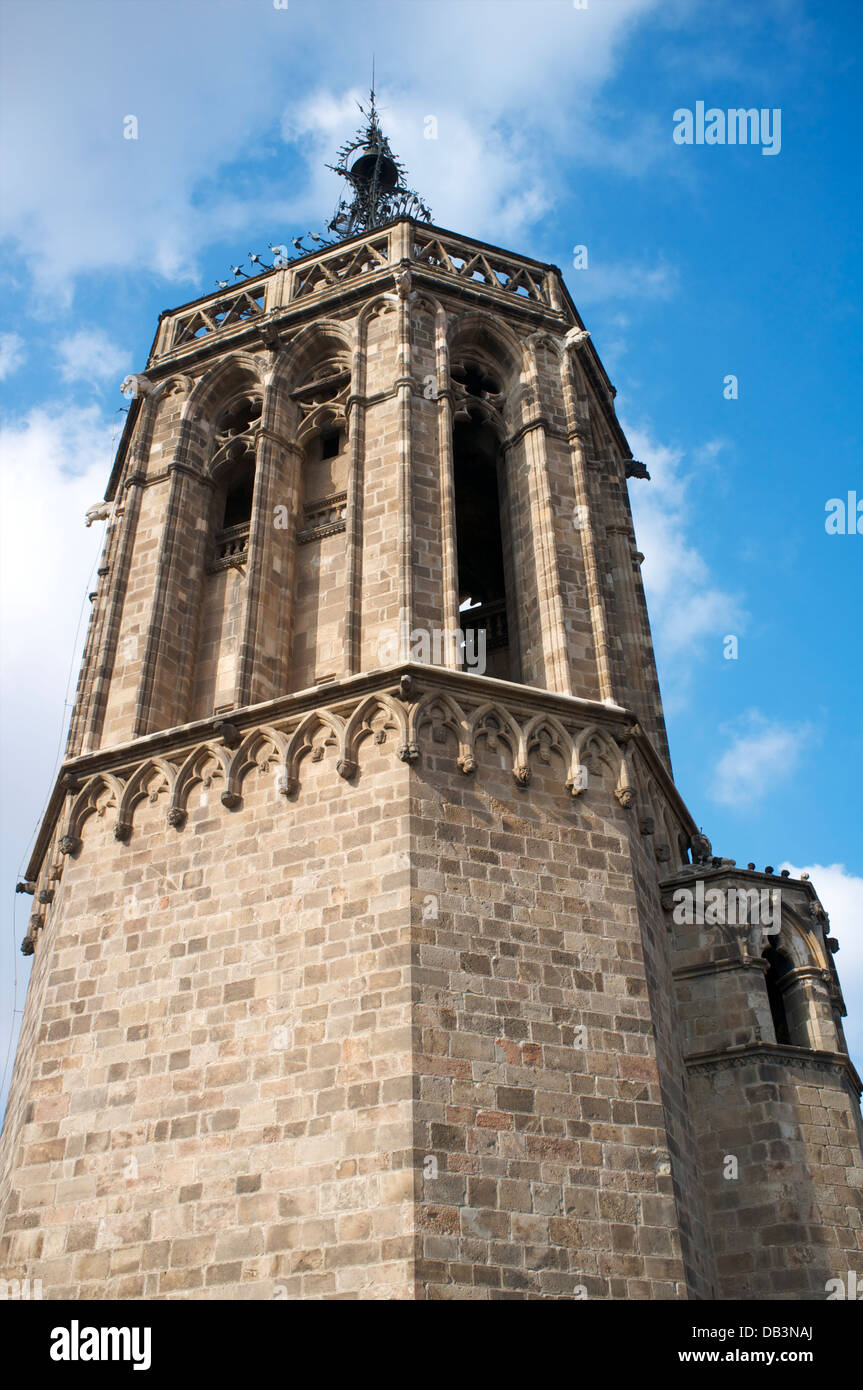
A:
[[434, 302, 461, 670], [784, 968, 837, 1051], [133, 416, 210, 736], [77, 472, 145, 753], [394, 265, 414, 662], [606, 521, 653, 713], [513, 338, 572, 695], [344, 332, 366, 675], [234, 426, 297, 707], [72, 386, 174, 753], [561, 332, 615, 703]]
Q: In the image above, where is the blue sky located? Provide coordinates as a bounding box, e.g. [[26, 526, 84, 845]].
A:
[[1, 0, 861, 1107]]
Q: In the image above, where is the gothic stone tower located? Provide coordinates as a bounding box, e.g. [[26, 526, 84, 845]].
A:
[[2, 113, 861, 1302]]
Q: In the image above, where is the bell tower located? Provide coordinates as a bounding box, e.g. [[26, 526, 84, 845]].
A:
[[2, 103, 861, 1302]]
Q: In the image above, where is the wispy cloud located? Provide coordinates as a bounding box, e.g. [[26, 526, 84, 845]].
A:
[[709, 711, 814, 807], [624, 423, 745, 708], [0, 402, 113, 690], [0, 401, 115, 1115], [0, 0, 664, 299], [571, 257, 679, 306], [55, 328, 131, 387], [0, 331, 26, 380]]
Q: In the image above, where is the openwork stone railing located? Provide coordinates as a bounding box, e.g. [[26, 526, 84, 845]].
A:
[[153, 221, 562, 358], [171, 285, 267, 350], [209, 522, 250, 572], [461, 598, 509, 652], [291, 235, 389, 301], [412, 230, 553, 306], [297, 492, 347, 544]]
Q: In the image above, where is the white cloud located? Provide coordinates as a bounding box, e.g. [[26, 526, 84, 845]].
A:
[[571, 258, 678, 306], [0, 332, 26, 380], [55, 328, 131, 386], [779, 861, 863, 1070], [709, 711, 813, 806], [0, 402, 115, 1115], [0, 403, 113, 843], [0, 0, 664, 298], [624, 423, 744, 708]]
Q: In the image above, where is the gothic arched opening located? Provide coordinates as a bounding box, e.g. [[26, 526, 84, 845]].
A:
[[452, 408, 519, 682], [221, 461, 255, 531], [188, 391, 261, 721], [210, 393, 261, 565], [288, 425, 348, 691], [283, 345, 351, 692], [762, 944, 793, 1046]]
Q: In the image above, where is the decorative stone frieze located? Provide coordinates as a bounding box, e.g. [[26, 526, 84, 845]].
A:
[[44, 669, 687, 854]]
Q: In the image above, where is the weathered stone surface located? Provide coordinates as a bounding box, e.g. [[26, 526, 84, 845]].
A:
[[1, 216, 860, 1301]]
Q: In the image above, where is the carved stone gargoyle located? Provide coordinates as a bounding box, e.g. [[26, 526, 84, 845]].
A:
[[689, 831, 713, 866], [625, 459, 651, 480]]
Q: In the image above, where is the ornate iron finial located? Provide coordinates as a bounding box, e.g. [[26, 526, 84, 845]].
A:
[[327, 88, 431, 240]]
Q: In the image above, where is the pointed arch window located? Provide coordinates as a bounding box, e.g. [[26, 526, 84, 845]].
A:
[[450, 353, 518, 681], [208, 394, 261, 572], [292, 354, 350, 546]]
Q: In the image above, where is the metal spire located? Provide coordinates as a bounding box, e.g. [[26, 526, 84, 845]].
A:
[[327, 83, 432, 241]]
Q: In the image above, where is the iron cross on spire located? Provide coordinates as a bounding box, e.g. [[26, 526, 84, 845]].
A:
[[326, 83, 432, 240]]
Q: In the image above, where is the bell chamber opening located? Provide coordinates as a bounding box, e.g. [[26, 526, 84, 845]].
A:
[[451, 408, 519, 683], [187, 392, 262, 721]]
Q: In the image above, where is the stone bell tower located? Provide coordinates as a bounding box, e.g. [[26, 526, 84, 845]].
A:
[[2, 99, 861, 1302]]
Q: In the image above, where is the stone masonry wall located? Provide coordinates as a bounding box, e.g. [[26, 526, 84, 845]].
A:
[[409, 728, 712, 1298], [689, 1056, 863, 1299], [0, 735, 416, 1300]]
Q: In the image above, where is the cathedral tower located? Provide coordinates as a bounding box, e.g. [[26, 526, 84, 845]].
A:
[[2, 104, 861, 1300]]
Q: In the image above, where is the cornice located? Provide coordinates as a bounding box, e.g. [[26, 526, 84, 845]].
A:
[[685, 1041, 862, 1095], [660, 862, 829, 913], [25, 664, 697, 883], [673, 958, 765, 982]]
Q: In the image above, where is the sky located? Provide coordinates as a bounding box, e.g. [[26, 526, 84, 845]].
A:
[[0, 0, 861, 1108]]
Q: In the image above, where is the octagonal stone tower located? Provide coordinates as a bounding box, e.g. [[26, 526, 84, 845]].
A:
[[2, 109, 861, 1301]]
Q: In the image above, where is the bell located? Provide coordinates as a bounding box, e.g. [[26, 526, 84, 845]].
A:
[[350, 147, 399, 190]]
